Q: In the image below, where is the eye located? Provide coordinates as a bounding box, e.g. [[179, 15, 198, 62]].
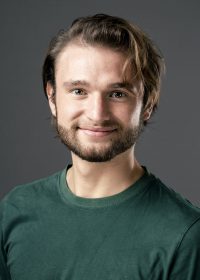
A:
[[109, 91, 127, 99], [70, 88, 86, 95]]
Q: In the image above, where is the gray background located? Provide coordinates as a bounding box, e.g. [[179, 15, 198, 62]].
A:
[[0, 0, 200, 205]]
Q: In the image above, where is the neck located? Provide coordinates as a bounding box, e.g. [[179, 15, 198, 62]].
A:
[[66, 148, 144, 198]]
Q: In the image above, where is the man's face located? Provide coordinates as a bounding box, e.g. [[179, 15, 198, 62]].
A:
[[47, 44, 151, 162]]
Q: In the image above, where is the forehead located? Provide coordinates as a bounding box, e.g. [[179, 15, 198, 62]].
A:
[[56, 42, 127, 62], [54, 44, 143, 95], [55, 43, 132, 81]]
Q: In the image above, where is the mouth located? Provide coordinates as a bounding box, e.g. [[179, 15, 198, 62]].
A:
[[78, 127, 117, 137]]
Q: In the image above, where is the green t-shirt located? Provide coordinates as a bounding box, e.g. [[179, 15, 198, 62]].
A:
[[1, 166, 200, 279]]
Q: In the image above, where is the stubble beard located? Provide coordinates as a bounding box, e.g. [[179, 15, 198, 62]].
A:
[[52, 114, 144, 162]]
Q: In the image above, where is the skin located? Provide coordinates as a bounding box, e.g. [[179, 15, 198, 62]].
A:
[[47, 43, 153, 198]]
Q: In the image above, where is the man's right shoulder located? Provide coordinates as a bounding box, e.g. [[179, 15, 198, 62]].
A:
[[0, 169, 64, 208]]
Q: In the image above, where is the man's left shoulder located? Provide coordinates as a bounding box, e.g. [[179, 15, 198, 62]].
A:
[[148, 173, 200, 231]]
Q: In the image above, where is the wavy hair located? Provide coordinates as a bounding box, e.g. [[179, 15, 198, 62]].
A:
[[42, 14, 165, 124]]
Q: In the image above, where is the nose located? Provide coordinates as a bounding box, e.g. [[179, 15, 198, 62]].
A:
[[86, 92, 110, 123]]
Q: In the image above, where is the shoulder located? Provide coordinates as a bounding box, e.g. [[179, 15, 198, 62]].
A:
[[0, 168, 64, 214], [145, 171, 200, 236], [153, 175, 200, 215]]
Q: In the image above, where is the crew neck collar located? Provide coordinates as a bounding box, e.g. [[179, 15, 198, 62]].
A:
[[59, 165, 154, 208]]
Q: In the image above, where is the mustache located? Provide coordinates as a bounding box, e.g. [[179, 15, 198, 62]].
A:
[[71, 120, 122, 129], [51, 115, 123, 130]]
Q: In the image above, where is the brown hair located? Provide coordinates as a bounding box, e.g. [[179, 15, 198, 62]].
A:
[[42, 14, 164, 123]]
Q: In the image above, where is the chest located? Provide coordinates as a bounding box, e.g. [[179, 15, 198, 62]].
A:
[[4, 206, 174, 279]]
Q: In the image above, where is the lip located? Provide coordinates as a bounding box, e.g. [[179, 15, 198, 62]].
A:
[[78, 127, 117, 137]]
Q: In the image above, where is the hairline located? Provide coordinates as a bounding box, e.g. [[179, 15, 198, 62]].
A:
[[53, 38, 143, 94]]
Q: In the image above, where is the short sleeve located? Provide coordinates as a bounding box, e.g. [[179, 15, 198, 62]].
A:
[[0, 201, 12, 280], [170, 218, 200, 279]]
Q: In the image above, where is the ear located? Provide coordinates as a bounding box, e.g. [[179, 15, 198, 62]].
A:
[[142, 99, 154, 122], [46, 82, 57, 117]]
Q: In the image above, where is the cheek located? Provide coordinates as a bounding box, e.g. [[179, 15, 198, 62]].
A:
[[113, 104, 142, 125], [56, 100, 83, 124]]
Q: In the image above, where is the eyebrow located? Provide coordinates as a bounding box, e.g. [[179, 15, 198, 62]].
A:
[[63, 80, 90, 87], [109, 82, 134, 91], [63, 80, 134, 91]]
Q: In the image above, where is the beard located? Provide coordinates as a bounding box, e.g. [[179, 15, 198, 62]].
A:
[[53, 115, 144, 162]]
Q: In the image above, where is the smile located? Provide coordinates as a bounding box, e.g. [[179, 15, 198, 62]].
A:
[[78, 127, 117, 137]]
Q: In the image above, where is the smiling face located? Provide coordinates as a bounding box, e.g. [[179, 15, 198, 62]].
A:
[[47, 43, 152, 162]]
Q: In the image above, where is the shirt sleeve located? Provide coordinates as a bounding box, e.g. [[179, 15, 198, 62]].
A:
[[170, 217, 200, 279], [0, 201, 12, 280]]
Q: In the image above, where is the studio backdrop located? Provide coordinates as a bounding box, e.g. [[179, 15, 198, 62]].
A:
[[0, 0, 200, 205]]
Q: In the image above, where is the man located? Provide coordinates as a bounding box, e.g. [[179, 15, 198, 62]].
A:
[[0, 14, 200, 280]]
